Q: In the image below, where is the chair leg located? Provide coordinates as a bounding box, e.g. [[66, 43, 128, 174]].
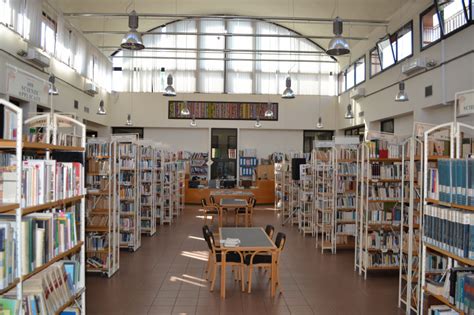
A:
[[205, 256, 211, 280], [210, 263, 217, 292], [203, 211, 207, 225], [240, 266, 245, 292], [247, 265, 253, 293]]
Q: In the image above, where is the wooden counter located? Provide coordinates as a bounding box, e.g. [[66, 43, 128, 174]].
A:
[[185, 179, 275, 205]]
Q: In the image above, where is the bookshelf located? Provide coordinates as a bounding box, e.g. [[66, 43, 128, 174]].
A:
[[162, 151, 173, 224], [358, 131, 403, 278], [138, 141, 157, 236], [298, 163, 315, 236], [313, 141, 336, 253], [85, 138, 120, 277], [420, 121, 474, 315], [190, 152, 209, 181], [239, 148, 258, 181], [114, 135, 141, 252], [155, 147, 164, 225], [0, 110, 86, 313], [177, 161, 186, 216], [334, 136, 360, 253]]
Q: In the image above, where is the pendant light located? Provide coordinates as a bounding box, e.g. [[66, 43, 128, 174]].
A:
[[395, 81, 409, 102], [121, 10, 145, 50], [190, 115, 197, 127], [48, 74, 59, 95], [344, 104, 354, 119], [316, 116, 324, 129], [125, 113, 133, 126], [97, 100, 106, 115], [316, 77, 323, 129], [180, 101, 190, 116], [163, 74, 176, 97], [327, 17, 350, 56], [254, 117, 262, 128], [264, 102, 274, 118], [282, 76, 295, 99]]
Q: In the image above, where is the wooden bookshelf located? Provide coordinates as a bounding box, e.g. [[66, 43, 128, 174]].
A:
[[0, 203, 19, 213], [425, 243, 474, 266], [423, 287, 465, 315], [0, 278, 20, 295], [20, 194, 85, 216], [0, 140, 85, 152], [426, 198, 474, 212]]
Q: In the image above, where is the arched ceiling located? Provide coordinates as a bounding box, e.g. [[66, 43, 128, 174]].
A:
[[49, 0, 415, 59]]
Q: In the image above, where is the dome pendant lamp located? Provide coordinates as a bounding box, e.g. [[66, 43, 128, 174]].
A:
[[163, 74, 176, 97], [121, 10, 145, 50], [281, 76, 295, 99], [327, 17, 350, 56], [395, 81, 409, 102]]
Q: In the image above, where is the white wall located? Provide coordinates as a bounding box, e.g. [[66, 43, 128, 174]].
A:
[[144, 128, 209, 152], [239, 129, 303, 159]]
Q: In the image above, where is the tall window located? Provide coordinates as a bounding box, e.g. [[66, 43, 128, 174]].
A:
[[338, 56, 365, 94], [370, 48, 382, 77], [41, 12, 56, 55], [113, 18, 337, 95], [421, 6, 441, 47], [355, 57, 366, 85], [211, 128, 237, 179]]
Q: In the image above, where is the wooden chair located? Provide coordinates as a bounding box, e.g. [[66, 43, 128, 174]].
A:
[[245, 232, 286, 293], [246, 197, 256, 227], [265, 225, 275, 239], [202, 225, 212, 279], [209, 195, 216, 206], [201, 198, 219, 225], [205, 229, 245, 292]]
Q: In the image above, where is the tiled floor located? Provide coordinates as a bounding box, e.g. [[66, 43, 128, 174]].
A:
[[86, 206, 404, 315]]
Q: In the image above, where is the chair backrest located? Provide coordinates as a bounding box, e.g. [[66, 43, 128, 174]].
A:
[[265, 225, 275, 239], [202, 225, 212, 250], [252, 198, 257, 207], [209, 195, 216, 205], [201, 198, 207, 207], [207, 230, 217, 253], [275, 232, 286, 251]]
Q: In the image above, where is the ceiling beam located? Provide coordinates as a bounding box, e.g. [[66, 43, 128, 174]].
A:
[[84, 31, 368, 41], [63, 13, 389, 26], [111, 55, 337, 63]]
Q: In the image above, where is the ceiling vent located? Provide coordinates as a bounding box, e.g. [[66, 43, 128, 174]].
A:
[[402, 57, 435, 75], [350, 87, 366, 100], [84, 82, 99, 96]]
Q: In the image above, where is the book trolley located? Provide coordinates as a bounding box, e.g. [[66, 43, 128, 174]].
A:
[[0, 103, 87, 314]]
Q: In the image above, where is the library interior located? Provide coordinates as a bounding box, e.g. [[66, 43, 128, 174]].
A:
[[0, 0, 473, 314]]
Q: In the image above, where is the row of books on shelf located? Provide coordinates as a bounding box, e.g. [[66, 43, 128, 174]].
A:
[[86, 233, 108, 251], [423, 204, 474, 259], [336, 149, 357, 160], [119, 187, 135, 200], [140, 195, 152, 204], [140, 172, 153, 182], [337, 196, 356, 208], [87, 160, 109, 174], [120, 218, 135, 230], [1, 260, 81, 315], [427, 158, 474, 206], [87, 143, 109, 157], [368, 185, 402, 200], [118, 144, 136, 156], [140, 146, 154, 158], [363, 251, 399, 267], [239, 167, 255, 177], [20, 160, 83, 207], [119, 159, 136, 169], [366, 141, 401, 159], [426, 266, 474, 314], [363, 231, 400, 252], [337, 181, 356, 193], [191, 166, 208, 175], [119, 173, 135, 184], [337, 211, 356, 221], [368, 208, 401, 225], [337, 163, 357, 175], [86, 256, 107, 271], [336, 224, 356, 234], [239, 157, 258, 166], [190, 152, 208, 160], [139, 160, 153, 169], [369, 163, 402, 180], [120, 203, 134, 212], [56, 133, 82, 147], [240, 149, 257, 157]]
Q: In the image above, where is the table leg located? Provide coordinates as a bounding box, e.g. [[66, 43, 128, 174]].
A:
[[245, 207, 249, 227], [218, 206, 223, 227], [271, 250, 276, 297], [221, 250, 226, 298]]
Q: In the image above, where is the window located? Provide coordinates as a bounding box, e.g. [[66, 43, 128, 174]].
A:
[[41, 12, 56, 55], [355, 57, 366, 85], [396, 23, 413, 61], [437, 0, 469, 35], [112, 127, 144, 139], [338, 72, 346, 94], [210, 128, 237, 179], [377, 37, 396, 70], [303, 130, 334, 153], [421, 6, 442, 47], [344, 125, 365, 142], [370, 48, 382, 77], [381, 119, 395, 134], [346, 66, 355, 90]]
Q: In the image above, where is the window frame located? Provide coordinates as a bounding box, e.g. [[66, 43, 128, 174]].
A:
[[380, 118, 395, 134], [369, 47, 382, 78], [374, 21, 413, 74], [337, 54, 366, 95], [354, 55, 366, 86], [420, 1, 473, 52]]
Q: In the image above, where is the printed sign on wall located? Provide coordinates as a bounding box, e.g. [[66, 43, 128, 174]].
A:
[[5, 65, 49, 106], [456, 90, 474, 117]]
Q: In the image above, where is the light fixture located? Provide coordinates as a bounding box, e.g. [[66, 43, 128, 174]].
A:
[[190, 115, 197, 127], [97, 100, 106, 115], [254, 117, 262, 128], [264, 103, 274, 118], [163, 74, 176, 97], [282, 76, 295, 99], [344, 104, 354, 119], [395, 81, 409, 102], [180, 102, 190, 116], [125, 113, 133, 126], [121, 10, 145, 50], [48, 74, 59, 95], [327, 17, 350, 56], [316, 116, 324, 129]]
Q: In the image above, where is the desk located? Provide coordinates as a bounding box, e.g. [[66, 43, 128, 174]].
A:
[[219, 198, 248, 227], [219, 227, 277, 298]]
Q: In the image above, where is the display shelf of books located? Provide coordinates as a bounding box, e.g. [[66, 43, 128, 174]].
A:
[[334, 136, 360, 252], [420, 121, 474, 315], [239, 149, 258, 181], [85, 138, 119, 278], [274, 162, 286, 211], [155, 147, 164, 224], [298, 163, 315, 236], [0, 100, 22, 310], [170, 158, 179, 218], [358, 131, 402, 279], [114, 135, 141, 252], [177, 161, 186, 216], [313, 142, 336, 253], [0, 111, 87, 313], [161, 152, 174, 224], [190, 152, 209, 181], [138, 141, 156, 236]]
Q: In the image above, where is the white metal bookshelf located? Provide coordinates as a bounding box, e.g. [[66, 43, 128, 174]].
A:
[[334, 136, 360, 252], [155, 147, 164, 225], [85, 137, 120, 278], [298, 163, 315, 236], [313, 141, 336, 253], [420, 120, 474, 315], [358, 131, 403, 278], [0, 109, 87, 313], [114, 135, 141, 252], [138, 140, 157, 236], [162, 151, 173, 224]]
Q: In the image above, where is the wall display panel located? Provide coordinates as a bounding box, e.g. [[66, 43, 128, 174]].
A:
[[168, 101, 279, 121]]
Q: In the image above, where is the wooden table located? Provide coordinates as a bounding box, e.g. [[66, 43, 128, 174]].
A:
[[219, 198, 249, 227], [219, 227, 277, 298]]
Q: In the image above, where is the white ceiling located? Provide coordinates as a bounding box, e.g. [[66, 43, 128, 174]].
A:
[[48, 0, 415, 57]]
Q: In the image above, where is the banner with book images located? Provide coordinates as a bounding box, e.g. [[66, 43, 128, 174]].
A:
[[168, 101, 278, 121]]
